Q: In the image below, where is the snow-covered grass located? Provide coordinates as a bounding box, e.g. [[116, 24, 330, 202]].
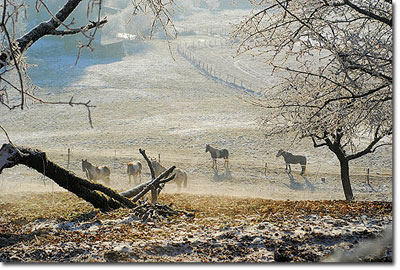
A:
[[0, 192, 393, 262]]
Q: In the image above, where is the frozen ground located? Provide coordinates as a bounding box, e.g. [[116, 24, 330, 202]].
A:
[[0, 5, 393, 264], [0, 8, 392, 202], [0, 192, 393, 262]]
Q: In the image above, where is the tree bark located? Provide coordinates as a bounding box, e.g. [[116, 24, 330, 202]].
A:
[[0, 144, 138, 211], [0, 144, 126, 211], [138, 148, 158, 203], [316, 134, 355, 201], [120, 171, 176, 200], [339, 158, 354, 201], [0, 143, 177, 211]]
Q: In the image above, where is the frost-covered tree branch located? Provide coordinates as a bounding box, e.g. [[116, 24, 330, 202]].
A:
[[0, 0, 105, 120], [233, 0, 392, 200], [0, 0, 177, 128]]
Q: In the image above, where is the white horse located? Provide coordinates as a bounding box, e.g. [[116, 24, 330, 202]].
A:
[[151, 159, 187, 191], [127, 161, 142, 185], [82, 159, 111, 185]]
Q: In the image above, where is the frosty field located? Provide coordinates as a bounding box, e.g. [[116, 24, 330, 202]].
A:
[[0, 5, 393, 263], [0, 36, 392, 201]]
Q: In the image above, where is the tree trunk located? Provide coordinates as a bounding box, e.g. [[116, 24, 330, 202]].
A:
[[0, 144, 134, 211], [321, 134, 355, 201], [0, 144, 176, 211], [339, 158, 354, 201], [120, 168, 176, 202]]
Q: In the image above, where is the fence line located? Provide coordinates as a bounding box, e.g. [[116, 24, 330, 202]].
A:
[[177, 40, 262, 96], [173, 39, 392, 178], [176, 26, 230, 39], [58, 148, 392, 179]]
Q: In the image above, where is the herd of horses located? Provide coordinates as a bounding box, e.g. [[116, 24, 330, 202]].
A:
[[81, 145, 307, 190], [81, 157, 188, 190]]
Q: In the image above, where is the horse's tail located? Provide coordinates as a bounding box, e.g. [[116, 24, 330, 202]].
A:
[[183, 172, 188, 188], [224, 149, 229, 159], [127, 164, 131, 175], [302, 156, 307, 166], [105, 166, 111, 177]]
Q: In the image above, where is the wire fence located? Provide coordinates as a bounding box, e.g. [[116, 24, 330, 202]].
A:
[[175, 38, 392, 180], [60, 148, 392, 180], [176, 26, 230, 39], [177, 39, 262, 96]]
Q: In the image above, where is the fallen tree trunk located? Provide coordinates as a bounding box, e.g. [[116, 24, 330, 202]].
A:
[[120, 173, 175, 199], [120, 148, 176, 203], [0, 144, 175, 211], [132, 167, 175, 203]]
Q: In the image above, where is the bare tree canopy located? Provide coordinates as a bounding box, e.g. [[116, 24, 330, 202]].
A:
[[233, 0, 392, 200]]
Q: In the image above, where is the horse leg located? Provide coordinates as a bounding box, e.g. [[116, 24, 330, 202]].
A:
[[177, 181, 182, 192], [286, 164, 291, 174], [225, 158, 229, 169], [301, 165, 306, 175], [128, 174, 132, 184]]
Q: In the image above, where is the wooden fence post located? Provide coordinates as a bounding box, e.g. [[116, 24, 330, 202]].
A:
[[67, 148, 71, 169], [264, 162, 268, 177], [366, 167, 376, 192]]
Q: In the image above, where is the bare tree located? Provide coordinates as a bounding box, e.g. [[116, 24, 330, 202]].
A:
[[233, 0, 392, 200], [0, 0, 178, 208], [0, 0, 177, 123]]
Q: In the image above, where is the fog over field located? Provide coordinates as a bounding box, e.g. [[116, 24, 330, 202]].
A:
[[0, 0, 392, 201], [0, 0, 393, 264]]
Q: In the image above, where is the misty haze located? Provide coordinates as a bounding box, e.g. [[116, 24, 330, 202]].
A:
[[0, 0, 393, 263]]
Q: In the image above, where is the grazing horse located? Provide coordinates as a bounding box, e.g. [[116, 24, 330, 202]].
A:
[[82, 159, 111, 185], [127, 161, 142, 185], [276, 149, 307, 175], [205, 144, 229, 169], [151, 159, 187, 191]]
